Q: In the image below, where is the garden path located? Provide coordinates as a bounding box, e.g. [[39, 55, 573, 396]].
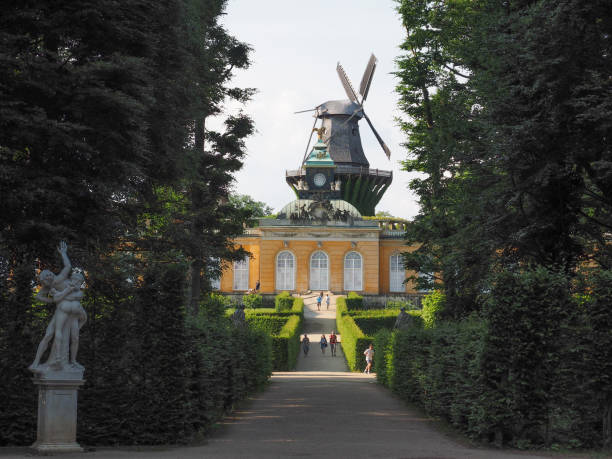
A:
[[0, 294, 587, 459]]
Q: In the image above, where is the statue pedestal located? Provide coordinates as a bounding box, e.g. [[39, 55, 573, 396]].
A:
[[31, 368, 85, 454]]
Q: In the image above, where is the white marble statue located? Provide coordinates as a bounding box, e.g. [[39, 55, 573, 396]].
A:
[[29, 242, 87, 373]]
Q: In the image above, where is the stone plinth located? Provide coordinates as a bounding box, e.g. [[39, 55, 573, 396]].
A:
[[31, 368, 85, 453]]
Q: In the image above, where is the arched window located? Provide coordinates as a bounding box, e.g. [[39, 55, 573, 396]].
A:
[[276, 251, 295, 291], [344, 251, 363, 291], [390, 253, 405, 293], [233, 257, 249, 291], [310, 251, 329, 291]]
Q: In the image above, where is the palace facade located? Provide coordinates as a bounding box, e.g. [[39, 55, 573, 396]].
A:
[[217, 61, 420, 297]]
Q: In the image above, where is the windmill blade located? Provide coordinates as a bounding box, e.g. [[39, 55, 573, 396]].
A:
[[359, 54, 377, 102], [294, 107, 317, 114], [336, 62, 359, 103], [301, 115, 320, 166], [363, 112, 391, 159]]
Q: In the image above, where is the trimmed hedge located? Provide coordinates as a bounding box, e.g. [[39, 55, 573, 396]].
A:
[[345, 291, 363, 311], [337, 297, 422, 371], [271, 315, 303, 371], [275, 291, 294, 312], [375, 267, 612, 449], [336, 296, 370, 371], [0, 264, 273, 447], [245, 315, 287, 335], [243, 293, 263, 309], [238, 295, 304, 370]]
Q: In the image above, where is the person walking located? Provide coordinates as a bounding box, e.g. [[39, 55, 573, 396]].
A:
[[320, 334, 328, 354], [325, 294, 330, 310], [364, 344, 374, 374], [302, 334, 310, 356], [316, 293, 322, 311], [329, 331, 337, 357]]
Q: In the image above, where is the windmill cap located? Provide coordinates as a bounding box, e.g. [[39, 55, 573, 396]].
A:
[[318, 100, 363, 118]]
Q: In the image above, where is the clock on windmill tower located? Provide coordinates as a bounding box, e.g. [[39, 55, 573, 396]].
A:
[[304, 128, 335, 193]]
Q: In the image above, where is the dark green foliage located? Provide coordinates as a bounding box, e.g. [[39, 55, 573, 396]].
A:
[[188, 294, 271, 432], [270, 315, 302, 371], [352, 311, 398, 335], [373, 329, 392, 386], [385, 299, 418, 310], [377, 267, 612, 448], [344, 291, 363, 311], [0, 0, 261, 447], [335, 296, 368, 371], [335, 298, 413, 371], [243, 293, 263, 309], [481, 267, 571, 446], [395, 0, 612, 316], [585, 271, 612, 447], [0, 261, 41, 445], [275, 291, 294, 312], [246, 316, 287, 336], [244, 310, 302, 371]]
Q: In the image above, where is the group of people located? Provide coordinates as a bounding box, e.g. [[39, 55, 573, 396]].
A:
[[302, 331, 338, 357], [315, 292, 330, 311]]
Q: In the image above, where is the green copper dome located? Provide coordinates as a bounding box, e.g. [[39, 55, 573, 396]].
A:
[[304, 139, 335, 167]]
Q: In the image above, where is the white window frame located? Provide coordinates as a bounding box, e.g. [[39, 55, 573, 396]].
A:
[[344, 251, 363, 291], [276, 250, 296, 291], [233, 257, 249, 291], [390, 253, 405, 293], [309, 251, 329, 291]]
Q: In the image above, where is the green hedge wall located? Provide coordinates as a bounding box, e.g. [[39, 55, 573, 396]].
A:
[[0, 263, 273, 447], [275, 291, 294, 312], [271, 315, 303, 371], [375, 267, 612, 449], [337, 297, 422, 372], [239, 296, 304, 371], [344, 291, 363, 311], [245, 315, 287, 335]]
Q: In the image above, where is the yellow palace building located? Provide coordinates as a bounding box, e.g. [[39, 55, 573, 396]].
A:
[[217, 60, 422, 301]]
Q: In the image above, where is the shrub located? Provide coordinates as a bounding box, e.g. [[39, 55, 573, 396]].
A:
[[275, 291, 294, 312], [271, 315, 303, 371], [421, 290, 445, 328], [345, 291, 363, 311], [335, 297, 372, 371], [291, 297, 304, 315], [246, 315, 288, 335], [385, 299, 418, 310], [243, 293, 263, 309], [374, 329, 392, 386]]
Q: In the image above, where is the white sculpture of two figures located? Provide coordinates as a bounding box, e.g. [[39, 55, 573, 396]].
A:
[[29, 241, 87, 374]]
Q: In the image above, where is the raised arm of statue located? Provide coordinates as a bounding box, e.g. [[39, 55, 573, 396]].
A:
[[56, 241, 71, 283]]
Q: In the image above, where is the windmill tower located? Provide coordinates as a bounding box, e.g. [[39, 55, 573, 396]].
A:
[[286, 54, 392, 216]]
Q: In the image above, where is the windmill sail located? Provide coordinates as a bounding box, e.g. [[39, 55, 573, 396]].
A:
[[359, 54, 377, 101], [336, 63, 359, 103], [363, 112, 391, 159]]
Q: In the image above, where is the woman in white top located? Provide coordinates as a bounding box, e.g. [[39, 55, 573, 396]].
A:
[[363, 344, 374, 374]]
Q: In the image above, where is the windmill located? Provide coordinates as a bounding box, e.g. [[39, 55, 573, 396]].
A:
[[286, 54, 393, 217]]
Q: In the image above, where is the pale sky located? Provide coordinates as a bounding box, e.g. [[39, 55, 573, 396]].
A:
[[215, 0, 420, 219]]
